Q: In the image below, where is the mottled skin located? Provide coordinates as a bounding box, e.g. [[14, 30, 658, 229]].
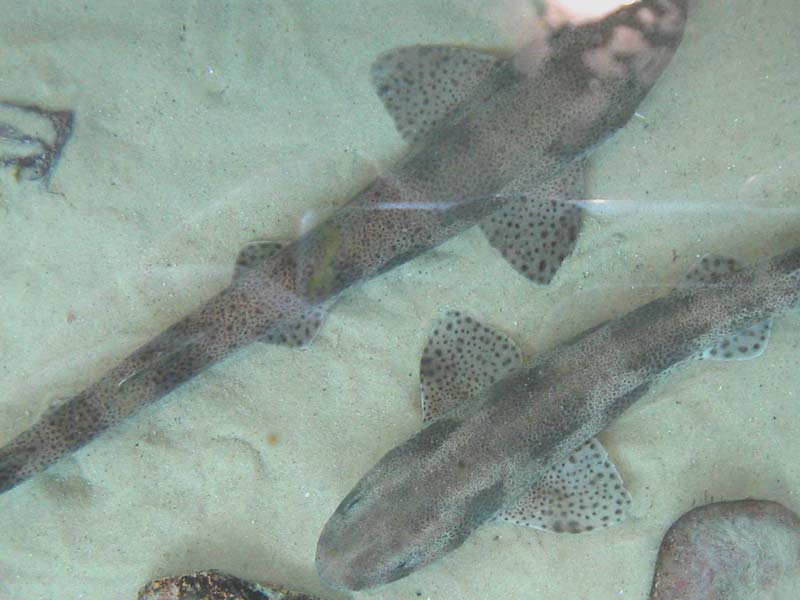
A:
[[650, 500, 800, 599], [0, 0, 687, 494], [316, 248, 800, 590], [138, 570, 320, 600]]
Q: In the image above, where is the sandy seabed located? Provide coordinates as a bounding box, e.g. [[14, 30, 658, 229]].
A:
[[1, 1, 799, 598]]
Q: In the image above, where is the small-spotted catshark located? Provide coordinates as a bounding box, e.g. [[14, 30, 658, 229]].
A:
[[0, 0, 687, 494], [316, 249, 800, 590]]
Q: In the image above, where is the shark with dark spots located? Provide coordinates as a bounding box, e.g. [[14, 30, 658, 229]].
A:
[[0, 0, 688, 494], [316, 248, 800, 591]]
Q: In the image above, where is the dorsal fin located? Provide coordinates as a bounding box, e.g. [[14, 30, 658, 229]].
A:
[[419, 311, 522, 423], [371, 45, 501, 144]]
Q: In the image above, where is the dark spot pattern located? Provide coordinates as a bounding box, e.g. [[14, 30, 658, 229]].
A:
[[0, 0, 691, 498], [233, 241, 284, 281], [700, 317, 771, 362], [138, 569, 320, 600], [320, 246, 800, 590], [371, 45, 501, 144], [480, 162, 584, 285], [685, 253, 741, 285], [420, 310, 522, 422], [260, 302, 332, 348], [0, 248, 312, 493], [686, 254, 775, 362], [497, 438, 631, 533]]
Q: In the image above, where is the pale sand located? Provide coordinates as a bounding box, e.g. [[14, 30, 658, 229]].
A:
[[1, 1, 799, 598]]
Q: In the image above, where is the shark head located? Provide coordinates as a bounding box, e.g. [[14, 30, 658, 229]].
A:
[[510, 0, 689, 159], [315, 478, 442, 591], [315, 418, 507, 591]]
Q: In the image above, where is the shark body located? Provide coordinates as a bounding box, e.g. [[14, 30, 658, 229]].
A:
[[316, 248, 800, 590], [0, 0, 687, 494]]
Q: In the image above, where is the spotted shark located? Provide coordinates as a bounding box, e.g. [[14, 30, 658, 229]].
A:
[[0, 0, 688, 494], [315, 249, 800, 590]]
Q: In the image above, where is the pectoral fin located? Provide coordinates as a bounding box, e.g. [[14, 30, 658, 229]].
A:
[[496, 438, 632, 533], [419, 311, 522, 423], [372, 45, 501, 144], [481, 161, 584, 284]]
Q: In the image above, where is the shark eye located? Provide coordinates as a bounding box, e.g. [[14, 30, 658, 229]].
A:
[[391, 558, 413, 578], [394, 552, 420, 575], [339, 490, 363, 514]]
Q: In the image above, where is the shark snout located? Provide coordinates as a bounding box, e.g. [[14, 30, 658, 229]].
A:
[[315, 517, 372, 591], [316, 502, 417, 591], [315, 556, 368, 592]]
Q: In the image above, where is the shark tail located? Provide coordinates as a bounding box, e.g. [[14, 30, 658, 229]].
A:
[[0, 319, 222, 494], [0, 388, 108, 494], [0, 248, 316, 495]]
